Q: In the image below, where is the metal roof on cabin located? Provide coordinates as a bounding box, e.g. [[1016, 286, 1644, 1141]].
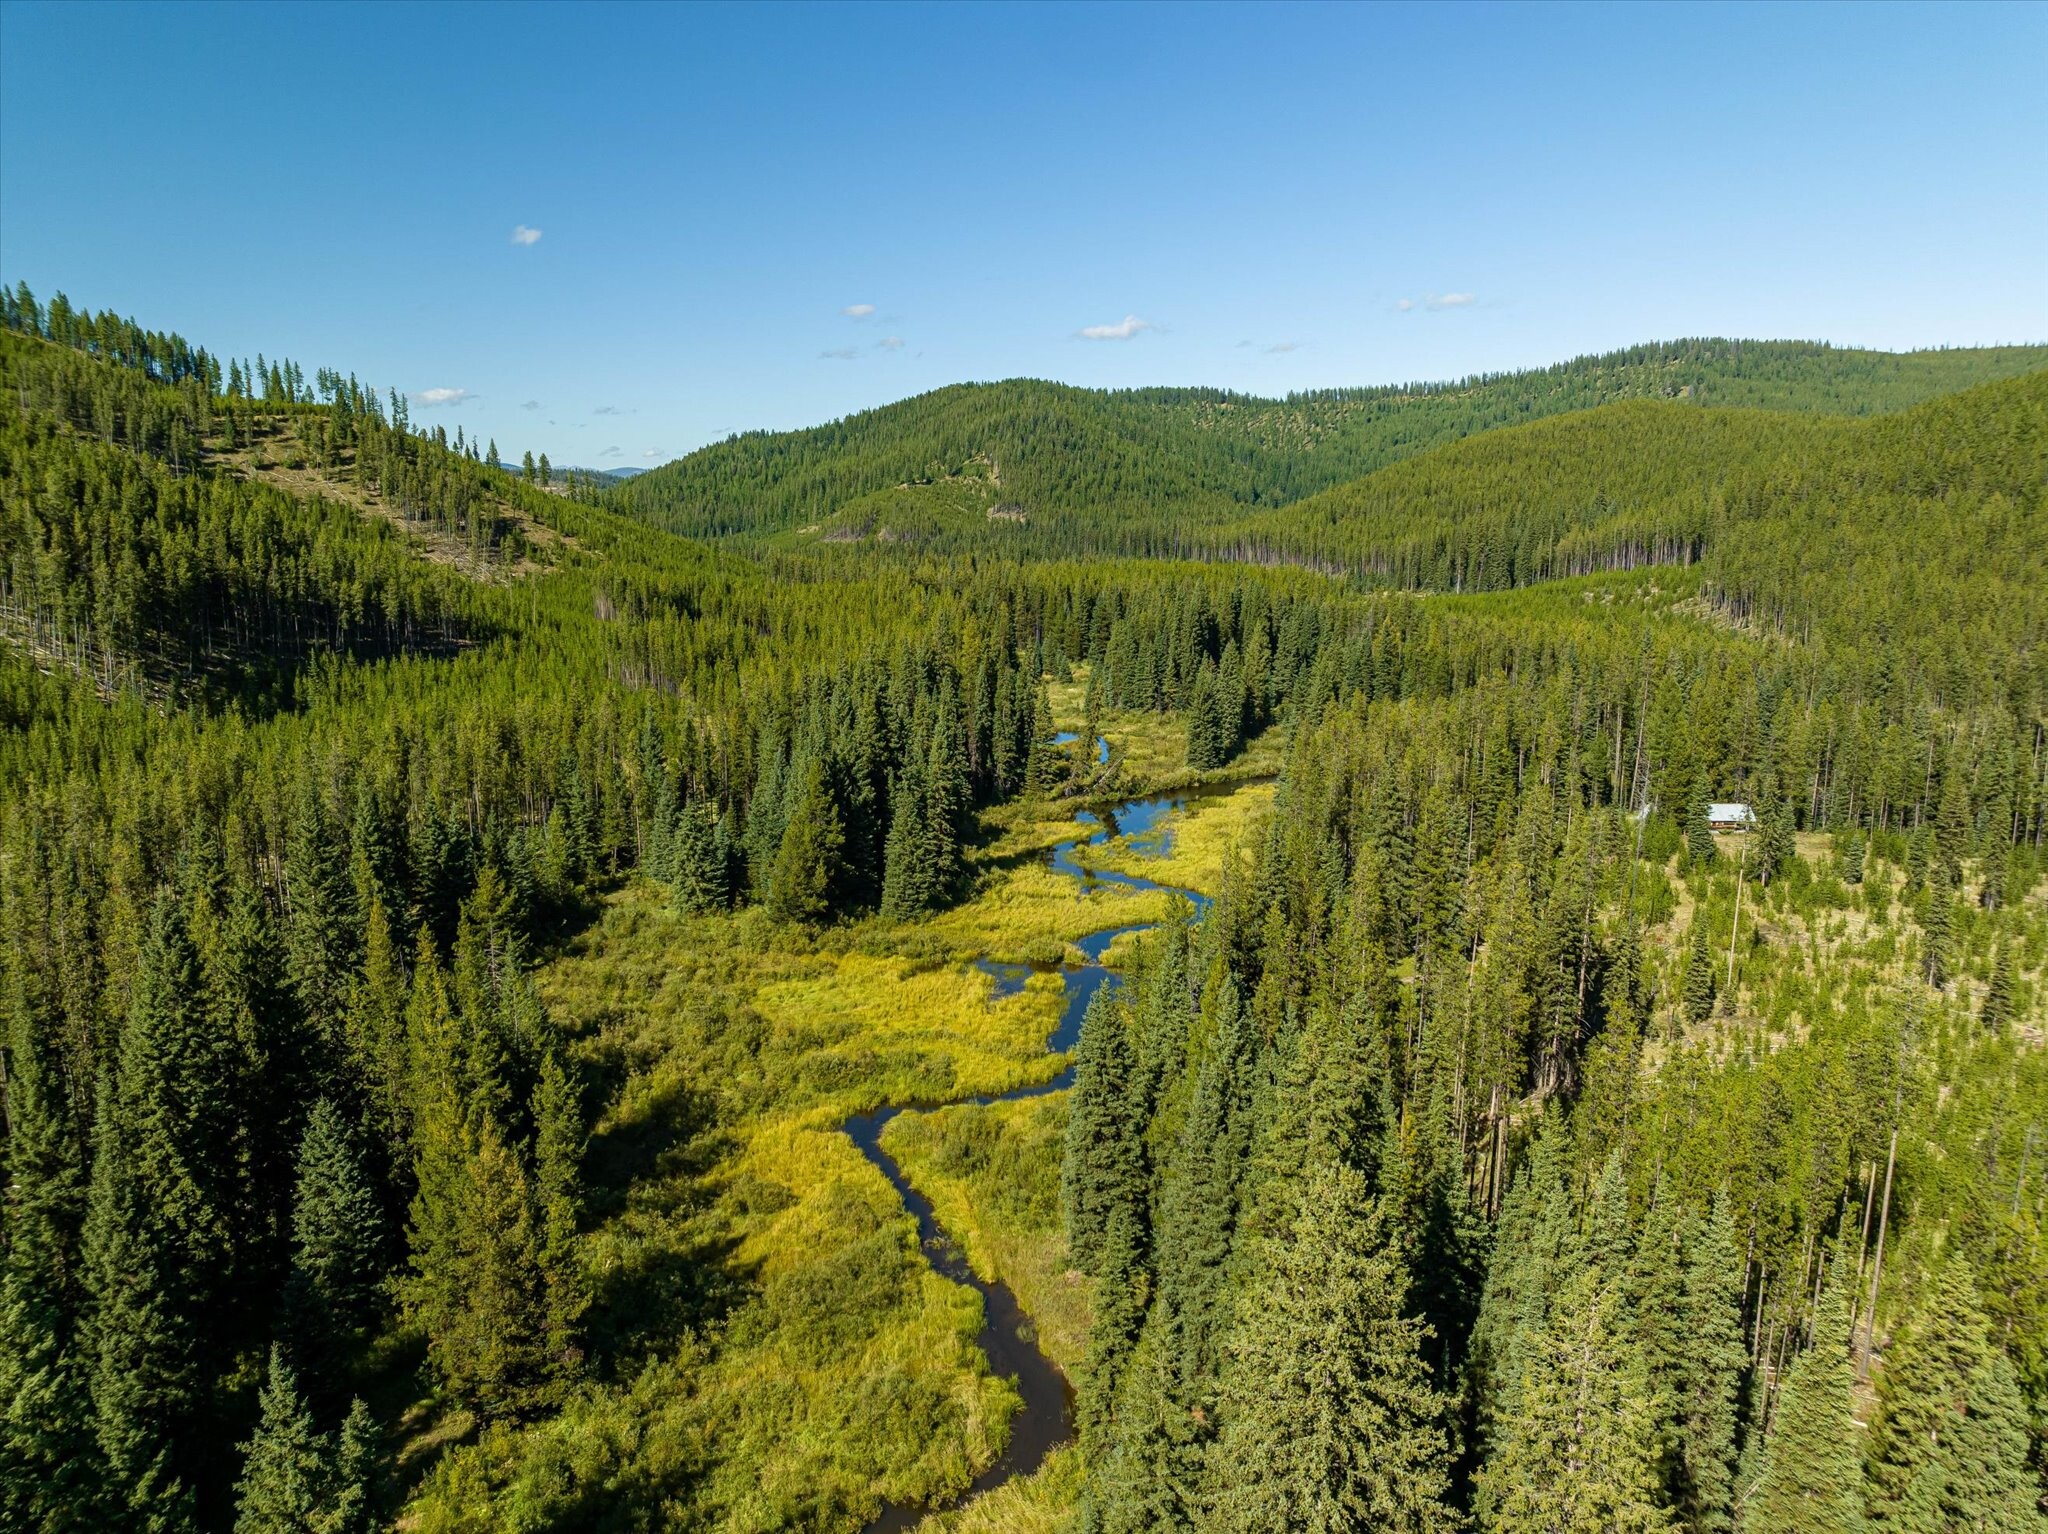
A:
[[1706, 802, 1755, 822]]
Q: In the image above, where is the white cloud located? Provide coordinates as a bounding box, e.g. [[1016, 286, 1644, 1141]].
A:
[[643, 448, 665, 458], [520, 399, 541, 410], [511, 224, 542, 246], [1397, 293, 1477, 313], [820, 347, 860, 361], [1079, 314, 1153, 341], [410, 387, 471, 407], [878, 335, 904, 351], [842, 303, 876, 318], [593, 404, 625, 416], [599, 445, 622, 457], [1266, 341, 1302, 354]]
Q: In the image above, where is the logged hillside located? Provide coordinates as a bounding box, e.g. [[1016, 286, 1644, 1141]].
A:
[[612, 339, 2048, 550], [1202, 373, 2048, 707]]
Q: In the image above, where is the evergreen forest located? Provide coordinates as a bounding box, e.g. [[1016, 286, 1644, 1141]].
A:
[[2, 281, 2044, 1534]]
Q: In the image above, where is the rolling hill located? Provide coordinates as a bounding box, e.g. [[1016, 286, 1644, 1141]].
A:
[[611, 338, 2048, 553]]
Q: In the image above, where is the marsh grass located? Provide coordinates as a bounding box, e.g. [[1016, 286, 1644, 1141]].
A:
[[911, 1445, 1085, 1534], [1077, 780, 1274, 899], [406, 775, 1285, 1529], [881, 1092, 1090, 1374]]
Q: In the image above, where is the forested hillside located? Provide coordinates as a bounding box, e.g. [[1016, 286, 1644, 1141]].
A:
[[1, 283, 2042, 1534], [612, 339, 2048, 553]]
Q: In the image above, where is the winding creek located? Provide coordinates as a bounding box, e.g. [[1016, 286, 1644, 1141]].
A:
[[844, 789, 1214, 1531]]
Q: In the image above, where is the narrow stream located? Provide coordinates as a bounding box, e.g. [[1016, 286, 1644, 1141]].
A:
[[845, 789, 1212, 1531]]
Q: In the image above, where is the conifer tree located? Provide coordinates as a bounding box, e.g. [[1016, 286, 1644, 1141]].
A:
[[285, 780, 356, 1074], [1684, 920, 1718, 1025], [1675, 1198, 1747, 1534], [1752, 800, 1794, 888], [1091, 1302, 1203, 1534], [325, 1399, 378, 1534], [1979, 945, 2016, 1033], [1743, 1274, 1863, 1534], [233, 1347, 328, 1534], [1080, 1202, 1149, 1442], [1919, 863, 1954, 989], [1152, 979, 1254, 1398], [1062, 988, 1146, 1275], [0, 976, 105, 1531], [1864, 1259, 2037, 1534], [1484, 1265, 1671, 1534], [85, 892, 242, 1532], [282, 1100, 383, 1388], [1203, 1166, 1455, 1534], [1836, 830, 1866, 886], [531, 1049, 586, 1383], [1687, 783, 1718, 868], [671, 798, 729, 915], [402, 1102, 548, 1418], [767, 755, 844, 923], [880, 760, 936, 920]]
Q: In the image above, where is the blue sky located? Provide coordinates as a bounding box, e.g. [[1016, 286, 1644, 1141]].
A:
[[2, 1, 2042, 468]]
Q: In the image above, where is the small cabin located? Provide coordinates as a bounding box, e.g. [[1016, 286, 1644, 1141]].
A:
[[1707, 802, 1756, 831]]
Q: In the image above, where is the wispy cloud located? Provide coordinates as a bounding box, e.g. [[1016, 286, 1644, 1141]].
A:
[[878, 335, 904, 351], [599, 445, 623, 458], [842, 303, 876, 318], [643, 448, 665, 459], [593, 404, 629, 416], [410, 387, 472, 407], [510, 224, 542, 246], [1399, 292, 1477, 313], [520, 399, 541, 411], [1266, 341, 1302, 354], [820, 347, 860, 361], [1079, 314, 1153, 341]]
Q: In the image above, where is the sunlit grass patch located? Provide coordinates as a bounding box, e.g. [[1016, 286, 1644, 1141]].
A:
[[752, 952, 1066, 1106], [1080, 780, 1274, 898], [884, 1091, 1090, 1377], [912, 1443, 1086, 1534], [921, 860, 1179, 965]]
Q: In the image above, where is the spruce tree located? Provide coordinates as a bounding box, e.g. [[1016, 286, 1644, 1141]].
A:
[[671, 798, 729, 915], [233, 1347, 328, 1534], [1684, 920, 1718, 1025], [1743, 1274, 1863, 1534], [1484, 1266, 1671, 1534], [1676, 1198, 1747, 1534], [0, 976, 105, 1531], [1686, 783, 1718, 868], [1203, 1166, 1455, 1534], [879, 761, 936, 920], [531, 1049, 586, 1383], [1080, 1201, 1149, 1443], [1152, 979, 1254, 1398], [402, 1102, 549, 1419], [85, 892, 241, 1532], [325, 1399, 378, 1534], [284, 780, 356, 1074], [1836, 830, 1866, 886], [1092, 1302, 1203, 1534], [282, 1101, 383, 1389], [1061, 987, 1146, 1275], [767, 755, 843, 924], [1919, 863, 1954, 989], [1865, 1259, 2037, 1534], [1979, 945, 2016, 1033]]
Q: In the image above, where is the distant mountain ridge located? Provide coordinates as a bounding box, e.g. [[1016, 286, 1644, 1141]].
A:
[[613, 338, 2048, 548]]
